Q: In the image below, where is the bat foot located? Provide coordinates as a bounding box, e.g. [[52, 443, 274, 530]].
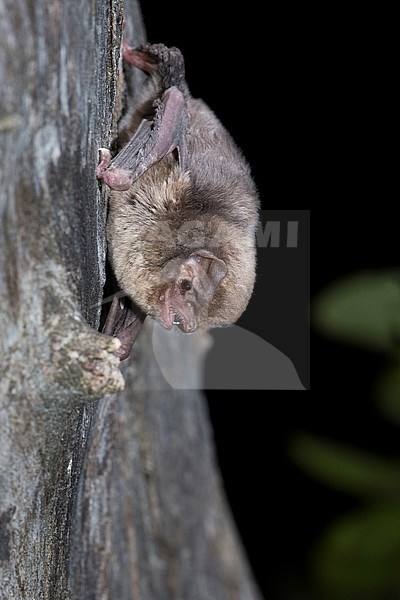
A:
[[122, 41, 185, 90], [122, 38, 157, 72]]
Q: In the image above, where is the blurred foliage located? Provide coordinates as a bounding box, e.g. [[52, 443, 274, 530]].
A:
[[312, 505, 400, 600], [289, 435, 400, 500], [293, 270, 400, 600], [313, 270, 400, 354]]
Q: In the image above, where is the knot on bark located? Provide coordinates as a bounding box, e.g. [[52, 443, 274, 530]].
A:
[[47, 318, 125, 399]]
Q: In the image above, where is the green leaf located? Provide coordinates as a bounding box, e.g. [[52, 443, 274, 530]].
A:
[[311, 504, 400, 600], [313, 270, 400, 353], [288, 434, 400, 499]]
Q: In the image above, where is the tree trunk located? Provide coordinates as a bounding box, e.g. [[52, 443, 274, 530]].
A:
[[0, 1, 262, 598]]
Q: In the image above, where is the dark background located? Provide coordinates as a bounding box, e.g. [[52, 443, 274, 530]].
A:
[[140, 2, 387, 598]]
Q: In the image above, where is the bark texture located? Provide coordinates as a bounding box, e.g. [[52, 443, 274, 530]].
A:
[[0, 1, 262, 598]]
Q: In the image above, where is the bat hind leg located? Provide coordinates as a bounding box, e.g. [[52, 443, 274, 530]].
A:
[[123, 41, 186, 91]]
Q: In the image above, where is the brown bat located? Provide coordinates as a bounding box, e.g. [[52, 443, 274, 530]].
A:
[[97, 42, 259, 359]]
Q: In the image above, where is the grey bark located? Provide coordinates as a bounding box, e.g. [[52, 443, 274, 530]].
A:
[[0, 1, 262, 599]]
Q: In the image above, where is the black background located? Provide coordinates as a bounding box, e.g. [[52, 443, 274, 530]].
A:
[[139, 2, 387, 598]]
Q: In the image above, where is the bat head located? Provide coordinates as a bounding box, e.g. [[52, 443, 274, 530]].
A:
[[155, 249, 227, 333]]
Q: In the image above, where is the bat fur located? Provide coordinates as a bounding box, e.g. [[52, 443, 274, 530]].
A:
[[103, 44, 260, 334]]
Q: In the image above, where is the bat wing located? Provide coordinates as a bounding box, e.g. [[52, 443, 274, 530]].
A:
[[97, 43, 188, 191], [102, 294, 146, 361]]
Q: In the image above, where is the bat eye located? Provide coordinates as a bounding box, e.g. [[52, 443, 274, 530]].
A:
[[181, 280, 192, 292]]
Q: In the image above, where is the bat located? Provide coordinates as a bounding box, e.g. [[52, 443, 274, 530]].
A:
[[97, 42, 259, 360]]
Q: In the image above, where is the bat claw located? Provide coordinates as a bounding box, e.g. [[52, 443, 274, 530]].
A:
[[102, 296, 146, 361], [96, 148, 112, 179]]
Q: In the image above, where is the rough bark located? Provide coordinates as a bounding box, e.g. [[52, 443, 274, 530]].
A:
[[0, 1, 262, 598]]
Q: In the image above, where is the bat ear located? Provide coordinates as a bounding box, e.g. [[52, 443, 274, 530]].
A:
[[186, 250, 227, 296]]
